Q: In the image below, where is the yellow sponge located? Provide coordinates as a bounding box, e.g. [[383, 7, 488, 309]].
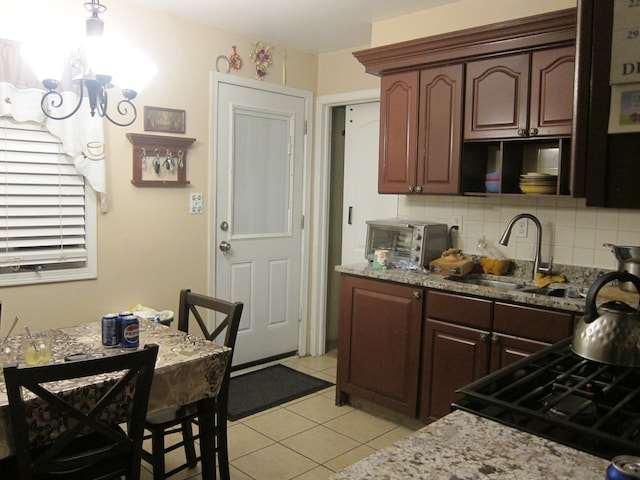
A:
[[535, 273, 566, 288]]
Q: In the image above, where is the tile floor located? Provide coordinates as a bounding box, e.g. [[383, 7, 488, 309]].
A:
[[140, 349, 423, 480]]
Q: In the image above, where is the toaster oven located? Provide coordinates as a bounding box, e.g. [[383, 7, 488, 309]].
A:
[[365, 218, 448, 269]]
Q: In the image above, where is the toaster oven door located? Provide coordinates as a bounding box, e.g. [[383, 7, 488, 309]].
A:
[[365, 224, 413, 262]]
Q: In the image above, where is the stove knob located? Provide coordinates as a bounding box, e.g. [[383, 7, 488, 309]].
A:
[[414, 233, 422, 241], [413, 245, 421, 251]]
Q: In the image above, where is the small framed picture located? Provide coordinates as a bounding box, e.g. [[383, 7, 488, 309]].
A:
[[144, 106, 186, 134]]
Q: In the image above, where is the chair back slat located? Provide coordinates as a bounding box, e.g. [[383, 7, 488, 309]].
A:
[[178, 289, 243, 351], [3, 343, 158, 480]]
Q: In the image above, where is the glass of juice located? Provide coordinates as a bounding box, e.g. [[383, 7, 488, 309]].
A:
[[23, 333, 52, 365]]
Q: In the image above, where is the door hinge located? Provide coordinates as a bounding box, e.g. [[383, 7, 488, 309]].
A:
[[304, 120, 308, 135], [301, 215, 305, 229]]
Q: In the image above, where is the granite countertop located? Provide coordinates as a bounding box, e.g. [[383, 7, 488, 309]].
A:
[[330, 410, 609, 480], [336, 263, 607, 313]]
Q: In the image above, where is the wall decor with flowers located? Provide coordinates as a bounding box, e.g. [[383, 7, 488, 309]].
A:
[[250, 42, 273, 80]]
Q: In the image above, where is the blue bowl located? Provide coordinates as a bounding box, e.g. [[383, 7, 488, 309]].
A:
[[485, 171, 500, 180], [485, 181, 500, 193]]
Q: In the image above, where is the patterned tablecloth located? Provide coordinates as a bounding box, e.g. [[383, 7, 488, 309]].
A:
[[0, 320, 231, 460]]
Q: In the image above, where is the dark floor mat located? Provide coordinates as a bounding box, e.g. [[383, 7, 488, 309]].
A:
[[227, 364, 334, 421]]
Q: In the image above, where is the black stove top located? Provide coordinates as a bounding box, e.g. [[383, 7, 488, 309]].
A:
[[453, 338, 640, 460]]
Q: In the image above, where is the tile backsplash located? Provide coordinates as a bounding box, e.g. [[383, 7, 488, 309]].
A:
[[398, 195, 640, 270]]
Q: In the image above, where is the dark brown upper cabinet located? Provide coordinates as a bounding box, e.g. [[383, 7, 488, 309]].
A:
[[378, 65, 463, 194], [577, 0, 640, 208], [464, 47, 575, 140], [417, 64, 463, 194], [354, 8, 580, 198], [378, 71, 419, 194]]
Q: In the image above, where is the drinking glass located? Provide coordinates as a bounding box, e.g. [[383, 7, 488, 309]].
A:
[[23, 333, 52, 365]]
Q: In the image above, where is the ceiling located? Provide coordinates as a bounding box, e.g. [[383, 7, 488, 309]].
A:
[[125, 0, 457, 54]]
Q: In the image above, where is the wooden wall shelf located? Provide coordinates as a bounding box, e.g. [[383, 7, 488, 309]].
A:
[[126, 133, 196, 187]]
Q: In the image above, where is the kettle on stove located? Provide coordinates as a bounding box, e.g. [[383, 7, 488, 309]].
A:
[[572, 271, 640, 367]]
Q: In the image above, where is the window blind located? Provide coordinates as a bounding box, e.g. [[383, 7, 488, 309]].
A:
[[0, 116, 88, 272]]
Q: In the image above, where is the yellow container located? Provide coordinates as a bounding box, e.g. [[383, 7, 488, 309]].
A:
[[479, 257, 511, 275]]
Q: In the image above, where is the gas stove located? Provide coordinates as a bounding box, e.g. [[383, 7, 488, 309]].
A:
[[453, 338, 640, 460]]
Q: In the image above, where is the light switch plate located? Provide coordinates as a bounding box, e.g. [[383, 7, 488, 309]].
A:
[[190, 193, 203, 214]]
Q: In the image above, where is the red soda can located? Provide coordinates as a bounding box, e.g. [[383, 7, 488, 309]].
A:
[[121, 315, 139, 350]]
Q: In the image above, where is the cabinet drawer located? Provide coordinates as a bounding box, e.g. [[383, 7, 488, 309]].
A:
[[426, 290, 492, 329], [494, 302, 572, 343]]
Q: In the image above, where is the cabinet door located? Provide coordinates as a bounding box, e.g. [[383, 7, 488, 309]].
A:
[[378, 71, 419, 194], [420, 318, 490, 422], [529, 46, 575, 137], [490, 333, 550, 372], [465, 53, 530, 140], [417, 64, 463, 194], [336, 275, 423, 416]]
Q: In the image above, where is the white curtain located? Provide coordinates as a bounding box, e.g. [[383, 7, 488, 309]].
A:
[[0, 39, 107, 212]]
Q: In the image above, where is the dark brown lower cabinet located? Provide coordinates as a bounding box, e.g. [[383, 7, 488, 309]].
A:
[[419, 291, 574, 423], [421, 318, 490, 420], [336, 275, 574, 423], [336, 275, 424, 416]]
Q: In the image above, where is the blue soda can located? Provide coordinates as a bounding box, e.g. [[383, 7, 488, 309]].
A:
[[607, 456, 640, 480], [101, 314, 119, 347], [117, 311, 132, 344], [121, 315, 140, 350]]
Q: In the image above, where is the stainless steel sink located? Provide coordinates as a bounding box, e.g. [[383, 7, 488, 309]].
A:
[[517, 287, 585, 298], [445, 277, 525, 291]]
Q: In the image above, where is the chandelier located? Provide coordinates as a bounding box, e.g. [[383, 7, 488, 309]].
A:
[[22, 1, 157, 127]]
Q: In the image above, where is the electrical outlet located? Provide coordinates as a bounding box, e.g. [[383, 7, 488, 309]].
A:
[[515, 218, 528, 238], [190, 193, 203, 214], [453, 216, 463, 234]]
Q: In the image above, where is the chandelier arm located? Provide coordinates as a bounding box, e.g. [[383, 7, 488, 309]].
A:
[[102, 99, 137, 127], [40, 87, 85, 121]]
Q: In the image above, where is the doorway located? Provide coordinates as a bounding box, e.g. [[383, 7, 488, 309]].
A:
[[310, 90, 399, 356]]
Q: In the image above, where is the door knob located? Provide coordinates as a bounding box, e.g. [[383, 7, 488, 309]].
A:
[[219, 241, 231, 252]]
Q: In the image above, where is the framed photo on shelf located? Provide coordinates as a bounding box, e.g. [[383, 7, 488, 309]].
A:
[[144, 106, 186, 134]]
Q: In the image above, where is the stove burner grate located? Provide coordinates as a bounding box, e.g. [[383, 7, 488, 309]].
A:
[[454, 338, 640, 459]]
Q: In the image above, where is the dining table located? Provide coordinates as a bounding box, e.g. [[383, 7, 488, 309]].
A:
[[0, 319, 231, 479]]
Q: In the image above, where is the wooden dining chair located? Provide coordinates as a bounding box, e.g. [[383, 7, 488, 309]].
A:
[[142, 289, 243, 480], [3, 343, 159, 480]]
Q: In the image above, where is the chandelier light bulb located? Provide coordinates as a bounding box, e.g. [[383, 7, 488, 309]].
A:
[[22, 0, 156, 127]]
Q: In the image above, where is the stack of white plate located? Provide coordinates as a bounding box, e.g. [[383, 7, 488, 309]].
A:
[[519, 172, 557, 194]]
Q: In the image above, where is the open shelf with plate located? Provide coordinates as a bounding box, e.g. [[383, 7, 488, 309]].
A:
[[460, 137, 571, 196]]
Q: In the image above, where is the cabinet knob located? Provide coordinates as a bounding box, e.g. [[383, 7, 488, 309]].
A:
[[529, 127, 539, 136], [480, 333, 489, 343], [415, 185, 423, 193], [517, 128, 527, 137], [408, 185, 415, 193], [491, 333, 499, 344], [413, 291, 421, 299]]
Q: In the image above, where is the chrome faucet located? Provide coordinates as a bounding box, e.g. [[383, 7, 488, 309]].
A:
[[499, 213, 552, 279]]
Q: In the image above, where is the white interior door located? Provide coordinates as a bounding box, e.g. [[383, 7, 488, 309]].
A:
[[214, 77, 307, 366], [341, 102, 397, 264]]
